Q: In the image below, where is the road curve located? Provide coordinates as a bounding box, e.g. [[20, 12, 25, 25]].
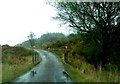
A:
[[13, 50, 73, 83]]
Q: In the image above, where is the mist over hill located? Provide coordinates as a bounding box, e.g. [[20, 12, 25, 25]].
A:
[[16, 32, 66, 47]]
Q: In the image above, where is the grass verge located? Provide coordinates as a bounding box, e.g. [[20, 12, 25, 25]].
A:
[[2, 45, 41, 83], [2, 56, 40, 83], [49, 48, 120, 82], [48, 49, 89, 82]]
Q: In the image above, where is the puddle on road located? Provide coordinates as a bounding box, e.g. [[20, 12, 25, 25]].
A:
[[62, 71, 72, 82], [13, 70, 37, 82], [31, 70, 37, 77]]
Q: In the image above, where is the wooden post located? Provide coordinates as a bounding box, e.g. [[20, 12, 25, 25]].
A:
[[32, 55, 34, 64], [64, 46, 68, 63], [34, 53, 36, 61]]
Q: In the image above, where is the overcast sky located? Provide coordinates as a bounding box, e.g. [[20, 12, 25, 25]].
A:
[[0, 0, 72, 46]]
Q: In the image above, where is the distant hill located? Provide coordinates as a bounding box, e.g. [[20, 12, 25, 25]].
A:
[[37, 32, 66, 44], [16, 32, 66, 47]]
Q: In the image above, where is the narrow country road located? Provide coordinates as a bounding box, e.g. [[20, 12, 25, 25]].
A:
[[13, 50, 73, 83]]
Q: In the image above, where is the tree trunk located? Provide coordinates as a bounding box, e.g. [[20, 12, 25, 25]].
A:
[[101, 27, 109, 65]]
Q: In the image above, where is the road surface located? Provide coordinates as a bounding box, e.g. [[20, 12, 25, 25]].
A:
[[12, 50, 73, 83]]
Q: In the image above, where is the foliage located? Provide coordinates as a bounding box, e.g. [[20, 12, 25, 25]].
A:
[[53, 1, 120, 67], [50, 48, 120, 82], [36, 32, 66, 49], [37, 32, 66, 43], [54, 2, 120, 32], [47, 31, 120, 71]]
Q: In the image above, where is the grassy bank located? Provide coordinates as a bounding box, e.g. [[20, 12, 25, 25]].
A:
[[2, 45, 40, 83], [49, 48, 120, 82]]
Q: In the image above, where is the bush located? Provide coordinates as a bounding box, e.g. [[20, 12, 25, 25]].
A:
[[104, 63, 118, 72]]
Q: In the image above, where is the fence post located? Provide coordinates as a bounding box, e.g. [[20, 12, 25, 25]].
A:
[[32, 55, 34, 64]]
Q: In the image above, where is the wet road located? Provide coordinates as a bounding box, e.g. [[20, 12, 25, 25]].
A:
[[13, 50, 73, 83]]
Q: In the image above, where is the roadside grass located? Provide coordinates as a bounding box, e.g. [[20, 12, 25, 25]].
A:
[[2, 45, 40, 83], [2, 56, 40, 83], [62, 60, 90, 82], [49, 48, 120, 82]]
